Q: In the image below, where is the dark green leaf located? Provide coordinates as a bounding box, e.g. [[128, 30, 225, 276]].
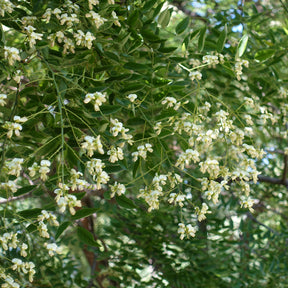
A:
[[77, 226, 100, 247], [217, 24, 227, 52], [14, 185, 37, 197], [254, 49, 275, 61], [115, 195, 137, 209], [176, 17, 190, 35], [55, 221, 71, 240], [72, 208, 99, 220], [18, 208, 42, 219], [198, 26, 206, 52]]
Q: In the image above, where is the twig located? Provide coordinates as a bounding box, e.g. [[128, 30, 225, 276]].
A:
[[247, 212, 280, 235]]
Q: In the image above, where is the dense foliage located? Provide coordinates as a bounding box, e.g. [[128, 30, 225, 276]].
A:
[[1, 0, 288, 287]]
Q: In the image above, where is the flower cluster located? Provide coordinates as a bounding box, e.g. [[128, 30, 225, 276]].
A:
[[178, 223, 197, 240], [81, 135, 104, 157], [54, 183, 82, 215], [132, 143, 153, 162], [23, 26, 43, 48], [110, 118, 133, 144], [161, 97, 181, 110], [110, 182, 126, 197], [235, 58, 249, 80], [3, 116, 27, 138], [84, 91, 107, 111], [0, 0, 14, 17], [86, 158, 110, 189], [107, 146, 124, 163], [11, 259, 35, 282]]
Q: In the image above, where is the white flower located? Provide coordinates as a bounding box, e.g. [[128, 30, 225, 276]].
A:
[[110, 182, 126, 197], [189, 71, 202, 81], [85, 11, 107, 29], [0, 94, 7, 106], [88, 0, 99, 10], [44, 243, 62, 256], [81, 135, 104, 157], [178, 223, 197, 240], [4, 46, 21, 66], [24, 25, 43, 48], [84, 91, 106, 111], [107, 146, 124, 163], [0, 0, 14, 17], [161, 97, 181, 110], [127, 94, 137, 102]]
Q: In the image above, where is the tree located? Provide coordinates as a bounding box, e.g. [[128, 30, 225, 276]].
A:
[[1, 0, 288, 287]]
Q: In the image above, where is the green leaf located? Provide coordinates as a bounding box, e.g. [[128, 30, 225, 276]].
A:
[[77, 226, 100, 247], [26, 223, 38, 233], [127, 10, 139, 27], [105, 164, 124, 173], [55, 221, 71, 240], [14, 185, 37, 197], [124, 62, 149, 71], [158, 8, 172, 28], [18, 208, 42, 219], [176, 17, 190, 35], [115, 195, 137, 209], [143, 0, 157, 12], [217, 24, 227, 53], [237, 34, 249, 58], [72, 208, 98, 220], [254, 49, 275, 61], [198, 26, 206, 52]]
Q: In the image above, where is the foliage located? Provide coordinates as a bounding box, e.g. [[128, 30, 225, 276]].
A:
[[1, 0, 288, 287]]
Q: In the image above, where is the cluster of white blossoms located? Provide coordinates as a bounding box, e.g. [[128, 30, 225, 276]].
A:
[[41, 1, 120, 54], [195, 203, 211, 222], [44, 243, 62, 257], [70, 169, 90, 191], [54, 183, 82, 215], [110, 118, 133, 144], [4, 46, 21, 66], [132, 143, 153, 162], [5, 158, 23, 177], [235, 58, 249, 80], [138, 173, 183, 212], [161, 96, 181, 110], [178, 223, 197, 240], [110, 182, 126, 198], [0, 94, 7, 106], [189, 71, 202, 81], [0, 232, 32, 285], [23, 26, 43, 48], [107, 146, 124, 163], [86, 10, 107, 28], [0, 180, 17, 194], [84, 91, 107, 111], [28, 160, 51, 181], [86, 158, 110, 189], [0, 0, 14, 17], [81, 135, 104, 157], [11, 259, 35, 282], [3, 115, 27, 138], [74, 30, 96, 49]]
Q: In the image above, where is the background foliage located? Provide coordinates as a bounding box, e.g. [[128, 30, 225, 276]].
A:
[[1, 0, 288, 287]]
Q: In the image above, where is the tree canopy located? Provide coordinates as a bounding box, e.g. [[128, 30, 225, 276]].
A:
[[1, 0, 288, 287]]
